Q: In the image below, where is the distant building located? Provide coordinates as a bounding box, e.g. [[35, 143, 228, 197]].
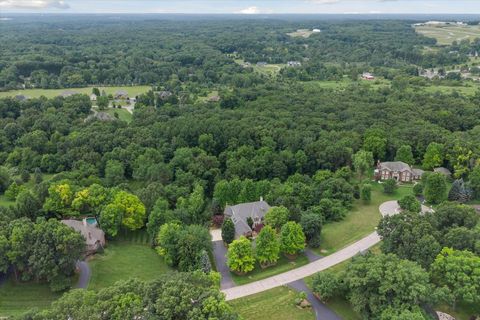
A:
[[114, 90, 129, 100], [208, 95, 220, 102], [157, 91, 172, 100], [14, 94, 28, 101], [90, 93, 97, 101], [434, 167, 452, 177], [312, 28, 321, 33], [287, 61, 302, 67], [256, 61, 267, 67], [59, 90, 79, 98], [224, 198, 271, 238], [362, 72, 375, 80], [62, 218, 105, 255]]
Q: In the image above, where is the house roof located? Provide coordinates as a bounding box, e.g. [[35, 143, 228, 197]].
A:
[[60, 90, 78, 97], [115, 90, 129, 96], [379, 161, 412, 173], [61, 219, 105, 248], [224, 200, 271, 236], [412, 168, 425, 176], [15, 94, 27, 101], [434, 167, 452, 176]]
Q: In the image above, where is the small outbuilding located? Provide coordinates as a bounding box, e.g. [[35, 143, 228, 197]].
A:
[[90, 93, 97, 101]]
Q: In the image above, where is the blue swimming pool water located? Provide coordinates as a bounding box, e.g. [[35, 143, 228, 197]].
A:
[[86, 217, 97, 225]]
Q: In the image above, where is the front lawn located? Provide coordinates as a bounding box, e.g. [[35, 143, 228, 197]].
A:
[[229, 286, 315, 320], [0, 278, 62, 318], [230, 253, 309, 286], [315, 183, 412, 255], [88, 237, 171, 291], [104, 108, 133, 122]]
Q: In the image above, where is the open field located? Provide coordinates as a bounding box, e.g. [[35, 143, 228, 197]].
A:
[[314, 183, 413, 255], [415, 24, 480, 46], [0, 85, 151, 99], [231, 254, 309, 286], [287, 29, 318, 38], [229, 286, 315, 320], [104, 108, 133, 122], [234, 59, 283, 76], [421, 83, 480, 96], [88, 233, 171, 291], [0, 278, 62, 318]]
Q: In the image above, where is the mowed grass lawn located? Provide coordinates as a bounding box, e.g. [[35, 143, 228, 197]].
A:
[[315, 182, 413, 255], [229, 286, 315, 320], [104, 108, 133, 123], [415, 24, 480, 46], [0, 278, 62, 318], [231, 254, 309, 286], [88, 239, 171, 291], [0, 85, 151, 99]]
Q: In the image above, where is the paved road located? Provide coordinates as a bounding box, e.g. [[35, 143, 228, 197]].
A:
[[288, 279, 342, 320], [212, 240, 235, 289], [222, 231, 381, 300], [75, 261, 91, 289]]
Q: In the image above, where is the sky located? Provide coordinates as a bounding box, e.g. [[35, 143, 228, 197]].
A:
[[0, 0, 480, 15]]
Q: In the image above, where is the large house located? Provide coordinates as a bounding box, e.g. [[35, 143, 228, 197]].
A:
[[114, 90, 129, 100], [62, 218, 105, 255], [224, 198, 270, 238], [375, 161, 424, 182]]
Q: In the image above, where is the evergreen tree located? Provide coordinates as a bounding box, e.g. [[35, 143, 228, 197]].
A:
[[221, 218, 235, 245]]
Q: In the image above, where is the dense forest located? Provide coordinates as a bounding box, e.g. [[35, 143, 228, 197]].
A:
[[0, 15, 479, 320]]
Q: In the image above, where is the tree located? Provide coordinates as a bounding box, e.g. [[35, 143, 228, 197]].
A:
[[227, 236, 255, 274], [99, 203, 123, 237], [176, 225, 211, 272], [280, 221, 306, 257], [413, 183, 423, 196], [92, 87, 101, 96], [383, 178, 397, 194], [352, 150, 374, 178], [448, 178, 472, 202], [363, 129, 387, 160], [343, 253, 431, 318], [104, 160, 124, 187], [43, 182, 75, 217], [429, 202, 478, 232], [97, 95, 109, 110], [360, 183, 371, 202], [221, 218, 235, 245], [16, 190, 42, 220], [422, 142, 444, 170], [146, 198, 173, 244], [300, 213, 323, 248], [424, 172, 447, 204], [111, 191, 146, 231], [255, 225, 280, 267], [176, 183, 207, 225], [156, 223, 181, 267], [0, 167, 11, 193], [264, 206, 290, 230], [311, 271, 340, 302], [394, 145, 414, 165], [398, 194, 421, 213], [378, 211, 441, 268], [33, 167, 43, 184], [4, 182, 26, 201], [20, 170, 30, 183], [468, 165, 480, 199], [431, 248, 480, 309], [33, 274, 239, 320]]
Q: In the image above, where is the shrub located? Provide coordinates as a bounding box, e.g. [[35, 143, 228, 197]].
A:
[[221, 218, 235, 245], [312, 271, 340, 302], [383, 179, 397, 194]]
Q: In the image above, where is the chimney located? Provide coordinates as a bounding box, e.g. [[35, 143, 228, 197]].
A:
[[260, 196, 263, 202]]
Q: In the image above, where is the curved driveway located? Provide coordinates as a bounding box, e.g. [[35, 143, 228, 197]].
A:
[[75, 261, 91, 289], [222, 200, 403, 301]]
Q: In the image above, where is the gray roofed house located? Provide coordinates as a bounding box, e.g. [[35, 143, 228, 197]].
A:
[[59, 90, 79, 98], [15, 94, 28, 101], [62, 218, 106, 255], [224, 198, 271, 238], [375, 161, 416, 182], [412, 168, 425, 180], [434, 167, 452, 177], [157, 91, 172, 100], [114, 90, 129, 100]]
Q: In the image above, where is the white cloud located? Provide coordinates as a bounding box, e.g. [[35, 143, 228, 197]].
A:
[[309, 0, 342, 4], [0, 0, 69, 9], [237, 6, 260, 14]]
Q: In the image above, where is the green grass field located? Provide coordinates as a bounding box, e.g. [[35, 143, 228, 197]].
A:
[[287, 29, 316, 38], [229, 286, 315, 320], [0, 278, 63, 318], [315, 183, 413, 255], [231, 254, 309, 285], [88, 233, 171, 291], [416, 24, 480, 46], [422, 83, 480, 96], [104, 108, 133, 123], [0, 85, 151, 99], [234, 59, 283, 76]]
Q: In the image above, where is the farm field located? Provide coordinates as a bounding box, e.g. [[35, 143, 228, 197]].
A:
[[0, 85, 151, 99], [415, 24, 480, 45], [229, 286, 315, 320], [234, 59, 283, 76], [287, 29, 319, 38]]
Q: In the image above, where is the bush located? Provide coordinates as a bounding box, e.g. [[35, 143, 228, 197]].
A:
[[221, 218, 235, 245], [413, 183, 423, 196], [398, 194, 421, 213], [360, 184, 372, 202], [383, 179, 397, 194], [312, 271, 340, 302], [211, 215, 224, 228]]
